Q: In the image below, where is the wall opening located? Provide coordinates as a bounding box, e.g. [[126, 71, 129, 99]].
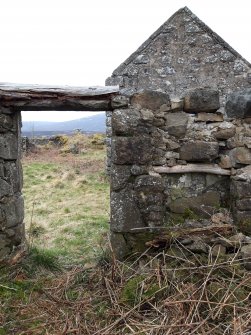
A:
[[20, 109, 109, 264]]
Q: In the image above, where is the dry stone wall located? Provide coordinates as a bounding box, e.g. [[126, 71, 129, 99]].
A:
[[0, 108, 23, 259], [110, 88, 251, 259], [1, 84, 251, 262]]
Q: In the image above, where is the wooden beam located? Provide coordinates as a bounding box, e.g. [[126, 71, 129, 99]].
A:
[[144, 224, 234, 248], [0, 83, 119, 111], [153, 164, 231, 176]]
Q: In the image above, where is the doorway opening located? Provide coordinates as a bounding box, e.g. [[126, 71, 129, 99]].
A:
[[21, 110, 109, 264]]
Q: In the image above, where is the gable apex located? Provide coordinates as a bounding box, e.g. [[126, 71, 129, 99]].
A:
[[182, 7, 251, 68], [110, 7, 251, 78]]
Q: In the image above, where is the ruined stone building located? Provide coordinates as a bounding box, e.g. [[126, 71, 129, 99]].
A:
[[0, 7, 251, 261]]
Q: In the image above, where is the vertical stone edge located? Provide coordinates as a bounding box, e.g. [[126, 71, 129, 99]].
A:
[[0, 109, 25, 261]]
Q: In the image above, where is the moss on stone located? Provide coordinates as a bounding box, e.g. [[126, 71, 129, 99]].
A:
[[237, 218, 251, 235], [169, 187, 187, 201]]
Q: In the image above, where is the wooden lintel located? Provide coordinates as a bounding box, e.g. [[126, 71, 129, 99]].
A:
[[153, 164, 231, 176], [0, 83, 119, 111]]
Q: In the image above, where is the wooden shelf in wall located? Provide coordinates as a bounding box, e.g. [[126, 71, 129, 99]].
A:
[[153, 164, 231, 176]]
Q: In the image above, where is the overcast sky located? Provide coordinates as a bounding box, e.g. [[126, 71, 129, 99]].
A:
[[0, 0, 250, 121]]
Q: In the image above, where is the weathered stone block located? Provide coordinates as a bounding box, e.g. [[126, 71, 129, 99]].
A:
[[195, 112, 223, 122], [110, 231, 130, 260], [130, 165, 148, 176], [112, 136, 153, 165], [0, 234, 10, 248], [227, 136, 244, 149], [112, 109, 140, 135], [111, 165, 131, 191], [219, 155, 232, 169], [106, 116, 111, 127], [211, 244, 226, 257], [186, 238, 208, 254], [0, 133, 18, 160], [0, 114, 13, 132], [2, 196, 24, 228], [229, 147, 251, 167], [164, 112, 188, 138], [110, 187, 143, 232], [165, 138, 180, 150], [167, 158, 176, 166], [165, 151, 179, 159], [0, 246, 11, 259], [234, 165, 251, 182], [168, 191, 220, 216], [136, 191, 164, 208], [133, 54, 149, 64], [152, 118, 165, 127], [234, 210, 251, 235], [236, 199, 251, 211], [145, 211, 164, 222], [241, 244, 251, 270], [213, 127, 236, 140], [134, 175, 164, 192], [111, 95, 129, 109], [184, 88, 220, 113], [244, 118, 251, 124], [106, 127, 112, 137], [131, 90, 170, 111], [179, 141, 219, 161], [11, 223, 25, 245], [140, 109, 154, 122], [0, 178, 12, 199], [231, 180, 251, 199], [4, 161, 23, 193], [170, 98, 184, 111], [152, 154, 166, 166], [226, 89, 251, 119]]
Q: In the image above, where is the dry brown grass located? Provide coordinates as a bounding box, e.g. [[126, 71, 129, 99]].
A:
[[23, 145, 105, 174], [1, 241, 251, 335]]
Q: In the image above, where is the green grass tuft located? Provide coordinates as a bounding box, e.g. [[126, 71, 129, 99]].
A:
[[27, 247, 61, 272]]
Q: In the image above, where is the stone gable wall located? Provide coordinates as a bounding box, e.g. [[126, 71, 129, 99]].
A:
[[106, 8, 251, 100], [110, 88, 251, 259]]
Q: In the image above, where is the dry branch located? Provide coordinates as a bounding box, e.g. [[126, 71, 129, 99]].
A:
[[145, 224, 235, 248]]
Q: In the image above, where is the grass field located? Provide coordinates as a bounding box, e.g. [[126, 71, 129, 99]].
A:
[[23, 134, 110, 264]]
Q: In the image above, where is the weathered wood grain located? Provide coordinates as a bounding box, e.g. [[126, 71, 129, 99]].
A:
[[153, 164, 231, 176], [145, 224, 235, 248], [0, 83, 119, 111]]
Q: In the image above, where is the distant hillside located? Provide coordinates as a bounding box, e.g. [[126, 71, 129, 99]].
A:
[[22, 113, 106, 136]]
